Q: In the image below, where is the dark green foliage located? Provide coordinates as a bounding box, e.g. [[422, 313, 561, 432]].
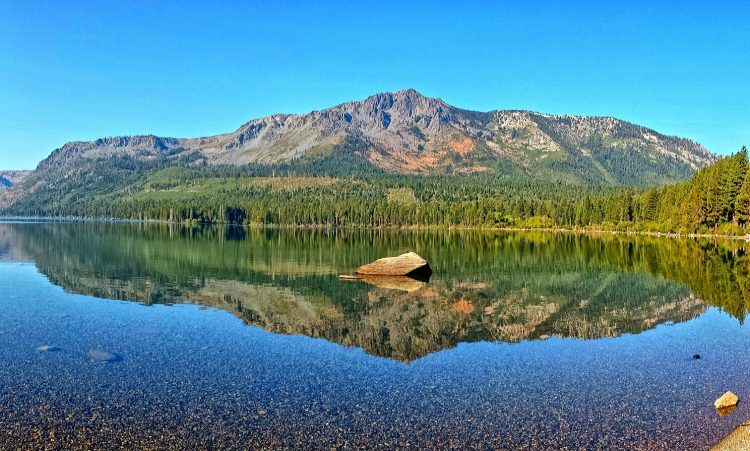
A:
[[735, 152, 750, 226]]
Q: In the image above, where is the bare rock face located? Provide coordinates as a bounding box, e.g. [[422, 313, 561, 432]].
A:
[[355, 252, 431, 277], [715, 391, 739, 410]]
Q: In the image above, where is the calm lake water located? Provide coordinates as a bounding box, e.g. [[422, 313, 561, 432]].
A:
[[2, 220, 750, 449]]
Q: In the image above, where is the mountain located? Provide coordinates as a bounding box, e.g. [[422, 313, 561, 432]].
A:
[[203, 88, 715, 181], [31, 89, 714, 176], [1, 90, 717, 215]]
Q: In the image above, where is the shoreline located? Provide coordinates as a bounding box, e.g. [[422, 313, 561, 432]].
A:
[[2, 215, 750, 241]]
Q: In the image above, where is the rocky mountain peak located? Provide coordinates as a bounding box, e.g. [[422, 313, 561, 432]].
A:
[[349, 89, 453, 120]]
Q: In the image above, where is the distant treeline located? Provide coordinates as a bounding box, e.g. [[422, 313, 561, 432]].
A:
[[5, 146, 750, 235]]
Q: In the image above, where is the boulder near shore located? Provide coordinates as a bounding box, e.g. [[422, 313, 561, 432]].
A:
[[354, 252, 432, 277], [715, 391, 740, 410]]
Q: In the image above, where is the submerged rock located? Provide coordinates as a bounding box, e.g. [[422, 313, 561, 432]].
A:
[[715, 391, 739, 410], [355, 252, 431, 277], [88, 349, 122, 363], [35, 345, 60, 353]]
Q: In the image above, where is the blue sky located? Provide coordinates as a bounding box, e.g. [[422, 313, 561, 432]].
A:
[[1, 1, 748, 169]]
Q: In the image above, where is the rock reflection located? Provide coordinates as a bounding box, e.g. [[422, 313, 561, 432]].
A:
[[358, 274, 430, 292]]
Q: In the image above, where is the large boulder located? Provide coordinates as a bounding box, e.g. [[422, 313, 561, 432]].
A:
[[355, 252, 431, 277]]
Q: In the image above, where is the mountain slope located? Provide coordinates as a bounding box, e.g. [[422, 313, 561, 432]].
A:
[[194, 89, 714, 184], [0, 170, 31, 197], [0, 170, 30, 189], [1, 90, 716, 213]]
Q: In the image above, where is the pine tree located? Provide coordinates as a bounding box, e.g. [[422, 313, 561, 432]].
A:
[[735, 167, 750, 229], [730, 147, 750, 223], [699, 168, 722, 232]]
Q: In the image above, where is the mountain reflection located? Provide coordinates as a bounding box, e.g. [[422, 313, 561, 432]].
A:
[[3, 221, 749, 361]]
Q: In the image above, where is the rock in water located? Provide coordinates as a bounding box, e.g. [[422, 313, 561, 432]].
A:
[[715, 391, 739, 410], [355, 252, 431, 277], [88, 349, 122, 363]]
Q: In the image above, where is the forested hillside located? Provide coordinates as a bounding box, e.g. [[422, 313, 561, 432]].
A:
[[3, 145, 748, 235]]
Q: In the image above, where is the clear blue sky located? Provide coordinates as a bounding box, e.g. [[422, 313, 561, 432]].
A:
[[1, 0, 748, 169]]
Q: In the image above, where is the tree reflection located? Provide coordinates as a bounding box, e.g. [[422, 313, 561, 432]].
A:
[[2, 222, 747, 360]]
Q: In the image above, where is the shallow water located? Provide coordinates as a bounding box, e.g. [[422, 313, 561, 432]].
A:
[[2, 220, 750, 448]]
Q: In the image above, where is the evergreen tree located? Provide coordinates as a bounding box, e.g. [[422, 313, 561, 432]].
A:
[[735, 166, 750, 229], [729, 147, 750, 224]]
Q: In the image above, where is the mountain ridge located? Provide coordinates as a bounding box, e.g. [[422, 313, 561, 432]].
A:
[[32, 89, 714, 178]]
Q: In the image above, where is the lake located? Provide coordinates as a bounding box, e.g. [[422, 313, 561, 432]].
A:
[[2, 220, 750, 449]]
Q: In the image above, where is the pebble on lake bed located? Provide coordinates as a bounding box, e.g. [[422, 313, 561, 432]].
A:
[[87, 349, 122, 363], [715, 391, 739, 410]]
